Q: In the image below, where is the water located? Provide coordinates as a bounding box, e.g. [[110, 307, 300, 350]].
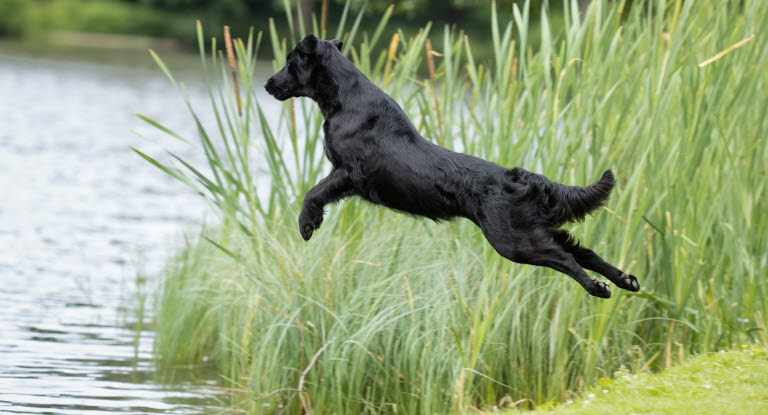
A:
[[0, 47, 276, 414]]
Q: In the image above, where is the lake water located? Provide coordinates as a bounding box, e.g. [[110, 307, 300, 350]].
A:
[[0, 46, 277, 414]]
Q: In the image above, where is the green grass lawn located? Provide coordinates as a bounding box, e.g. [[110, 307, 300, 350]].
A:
[[508, 347, 768, 415]]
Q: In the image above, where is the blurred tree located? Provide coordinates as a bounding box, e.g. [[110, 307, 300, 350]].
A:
[[0, 0, 30, 37], [333, 0, 564, 17], [124, 0, 588, 23], [133, 0, 250, 16]]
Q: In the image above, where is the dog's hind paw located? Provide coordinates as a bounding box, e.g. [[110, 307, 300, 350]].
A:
[[617, 272, 640, 292], [589, 280, 611, 298]]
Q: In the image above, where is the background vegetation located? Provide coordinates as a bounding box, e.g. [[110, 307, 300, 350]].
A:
[[136, 0, 767, 413], [0, 0, 572, 60]]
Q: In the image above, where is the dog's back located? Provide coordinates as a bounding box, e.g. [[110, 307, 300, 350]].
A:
[[319, 54, 616, 227]]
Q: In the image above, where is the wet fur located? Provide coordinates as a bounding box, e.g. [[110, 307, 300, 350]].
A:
[[265, 34, 639, 298]]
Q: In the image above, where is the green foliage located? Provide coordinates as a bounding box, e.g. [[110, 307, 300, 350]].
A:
[[0, 0, 31, 37], [138, 0, 252, 18], [39, 0, 174, 36], [1, 0, 185, 40], [337, 0, 559, 16], [137, 0, 768, 413]]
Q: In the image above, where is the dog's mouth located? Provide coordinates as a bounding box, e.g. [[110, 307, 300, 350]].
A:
[[264, 82, 290, 101]]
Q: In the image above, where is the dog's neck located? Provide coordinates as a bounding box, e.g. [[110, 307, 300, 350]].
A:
[[310, 53, 364, 118], [310, 75, 341, 118]]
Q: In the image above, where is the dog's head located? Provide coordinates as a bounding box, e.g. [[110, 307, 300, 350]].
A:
[[264, 34, 343, 101]]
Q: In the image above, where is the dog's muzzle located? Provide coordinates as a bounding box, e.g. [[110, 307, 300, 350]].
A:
[[264, 78, 276, 95], [264, 78, 288, 101]]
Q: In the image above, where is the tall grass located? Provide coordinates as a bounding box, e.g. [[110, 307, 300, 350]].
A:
[[136, 0, 768, 412]]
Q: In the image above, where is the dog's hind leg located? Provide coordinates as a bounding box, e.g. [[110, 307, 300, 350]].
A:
[[551, 230, 640, 292], [480, 224, 612, 298]]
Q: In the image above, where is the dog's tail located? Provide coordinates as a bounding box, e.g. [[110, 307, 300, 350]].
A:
[[505, 167, 615, 225], [554, 169, 615, 224]]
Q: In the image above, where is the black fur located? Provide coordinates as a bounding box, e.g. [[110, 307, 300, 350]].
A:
[[265, 34, 639, 298]]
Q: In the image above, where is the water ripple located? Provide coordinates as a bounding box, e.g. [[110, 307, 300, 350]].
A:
[[0, 50, 277, 413]]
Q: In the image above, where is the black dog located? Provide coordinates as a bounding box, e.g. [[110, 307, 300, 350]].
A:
[[265, 34, 639, 298]]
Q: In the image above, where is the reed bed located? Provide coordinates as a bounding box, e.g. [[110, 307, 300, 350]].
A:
[[135, 0, 768, 413]]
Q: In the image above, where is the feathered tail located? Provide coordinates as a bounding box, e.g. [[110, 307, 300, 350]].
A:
[[505, 167, 615, 226], [556, 169, 615, 224]]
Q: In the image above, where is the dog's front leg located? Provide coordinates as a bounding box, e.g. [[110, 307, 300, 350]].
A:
[[299, 168, 353, 241]]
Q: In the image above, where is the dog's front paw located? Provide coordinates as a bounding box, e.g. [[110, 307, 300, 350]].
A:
[[298, 209, 323, 241]]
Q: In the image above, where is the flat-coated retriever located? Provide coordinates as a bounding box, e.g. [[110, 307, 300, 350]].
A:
[[265, 34, 639, 298]]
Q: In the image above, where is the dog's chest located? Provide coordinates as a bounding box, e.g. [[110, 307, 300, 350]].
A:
[[322, 117, 373, 170], [322, 121, 345, 166]]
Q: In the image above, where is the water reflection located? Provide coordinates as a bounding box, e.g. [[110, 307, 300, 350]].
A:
[[0, 47, 274, 414]]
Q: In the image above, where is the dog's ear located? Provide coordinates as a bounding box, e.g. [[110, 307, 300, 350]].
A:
[[329, 39, 343, 51], [302, 34, 319, 51]]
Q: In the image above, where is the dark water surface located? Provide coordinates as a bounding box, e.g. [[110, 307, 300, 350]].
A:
[[0, 47, 274, 414]]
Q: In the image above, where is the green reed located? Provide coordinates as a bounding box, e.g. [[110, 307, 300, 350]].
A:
[[135, 0, 768, 412]]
